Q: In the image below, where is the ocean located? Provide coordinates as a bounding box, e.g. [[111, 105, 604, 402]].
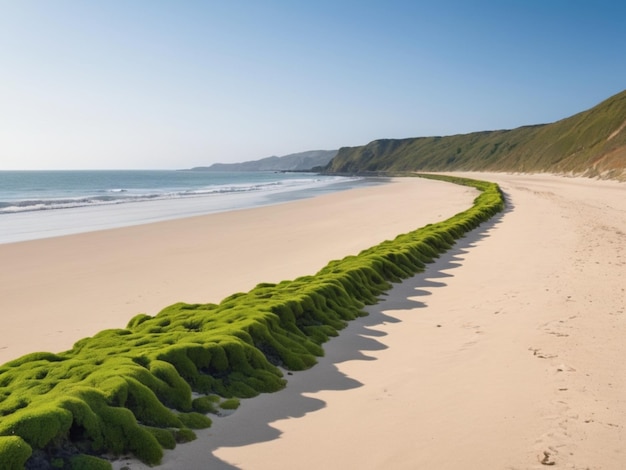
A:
[[0, 170, 374, 244]]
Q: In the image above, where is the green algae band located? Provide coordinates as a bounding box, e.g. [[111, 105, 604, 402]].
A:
[[0, 175, 504, 469]]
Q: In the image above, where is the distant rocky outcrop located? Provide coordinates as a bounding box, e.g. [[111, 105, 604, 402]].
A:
[[192, 150, 337, 172]]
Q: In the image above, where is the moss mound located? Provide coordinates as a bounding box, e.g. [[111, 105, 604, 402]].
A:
[[0, 175, 504, 469], [0, 437, 31, 470]]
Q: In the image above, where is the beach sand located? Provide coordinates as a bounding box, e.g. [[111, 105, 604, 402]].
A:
[[0, 177, 475, 364], [111, 173, 625, 470], [4, 174, 625, 469]]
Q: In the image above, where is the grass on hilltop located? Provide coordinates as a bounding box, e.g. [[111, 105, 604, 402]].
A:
[[326, 89, 626, 179]]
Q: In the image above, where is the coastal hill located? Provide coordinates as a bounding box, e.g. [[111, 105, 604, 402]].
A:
[[192, 149, 337, 172], [324, 89, 626, 180]]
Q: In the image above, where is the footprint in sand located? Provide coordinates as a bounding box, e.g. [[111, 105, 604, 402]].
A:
[[529, 347, 558, 359], [539, 450, 556, 466]]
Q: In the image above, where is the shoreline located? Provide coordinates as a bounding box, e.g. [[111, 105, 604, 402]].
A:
[[0, 176, 476, 365], [0, 173, 373, 245]]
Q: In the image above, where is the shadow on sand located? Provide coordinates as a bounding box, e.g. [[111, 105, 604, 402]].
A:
[[125, 194, 512, 470]]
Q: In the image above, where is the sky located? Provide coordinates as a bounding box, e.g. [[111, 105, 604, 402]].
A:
[[1, 1, 625, 170]]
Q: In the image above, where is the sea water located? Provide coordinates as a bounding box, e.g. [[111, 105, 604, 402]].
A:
[[0, 170, 372, 244]]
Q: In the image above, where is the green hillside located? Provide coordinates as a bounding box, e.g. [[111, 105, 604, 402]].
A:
[[325, 90, 626, 180], [193, 150, 337, 172]]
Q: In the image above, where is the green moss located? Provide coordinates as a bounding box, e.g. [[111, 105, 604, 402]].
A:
[[0, 436, 32, 470], [219, 398, 240, 410], [121, 378, 183, 428], [192, 395, 219, 414], [145, 426, 176, 450], [0, 175, 504, 469], [69, 454, 112, 470], [0, 404, 73, 449], [177, 412, 212, 429], [173, 428, 196, 444]]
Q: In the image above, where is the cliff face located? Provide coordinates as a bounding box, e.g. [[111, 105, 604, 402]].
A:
[[325, 90, 626, 180]]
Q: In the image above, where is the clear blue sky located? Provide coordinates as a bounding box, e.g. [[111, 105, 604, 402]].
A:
[[1, 0, 625, 170]]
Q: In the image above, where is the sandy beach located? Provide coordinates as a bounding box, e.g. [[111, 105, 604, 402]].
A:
[[3, 173, 625, 469], [110, 173, 625, 470], [0, 177, 475, 364]]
